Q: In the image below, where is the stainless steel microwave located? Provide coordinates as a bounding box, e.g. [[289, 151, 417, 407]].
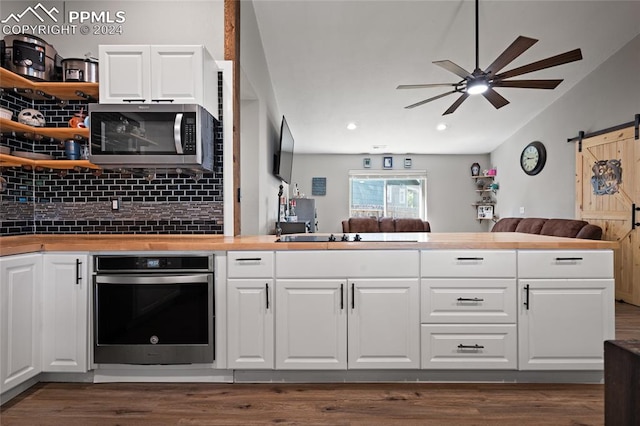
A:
[[88, 104, 217, 172]]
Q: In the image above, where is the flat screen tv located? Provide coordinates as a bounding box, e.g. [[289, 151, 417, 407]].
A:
[[273, 115, 295, 184]]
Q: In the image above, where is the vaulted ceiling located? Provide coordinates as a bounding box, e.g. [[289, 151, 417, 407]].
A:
[[252, 0, 640, 154]]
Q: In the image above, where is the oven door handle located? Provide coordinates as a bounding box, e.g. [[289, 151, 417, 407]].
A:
[[95, 274, 210, 285]]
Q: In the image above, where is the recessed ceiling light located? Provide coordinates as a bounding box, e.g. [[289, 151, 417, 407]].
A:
[[347, 122, 357, 130], [436, 123, 447, 131]]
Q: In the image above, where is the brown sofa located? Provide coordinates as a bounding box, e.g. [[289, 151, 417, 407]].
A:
[[491, 217, 602, 240], [342, 217, 431, 233]]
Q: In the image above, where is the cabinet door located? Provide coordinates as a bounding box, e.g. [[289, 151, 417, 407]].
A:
[[0, 254, 42, 392], [150, 46, 203, 104], [275, 279, 346, 369], [348, 279, 420, 369], [99, 45, 150, 103], [41, 254, 89, 373], [227, 279, 274, 369], [518, 279, 615, 370]]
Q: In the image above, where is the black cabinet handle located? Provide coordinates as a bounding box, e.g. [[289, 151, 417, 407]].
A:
[[75, 258, 82, 285], [633, 203, 640, 230], [456, 257, 484, 261], [151, 99, 175, 103], [340, 284, 344, 310], [555, 257, 583, 261], [457, 297, 484, 302], [457, 344, 485, 350], [351, 283, 355, 309], [265, 283, 269, 309], [236, 257, 262, 262], [122, 99, 146, 103], [524, 284, 530, 310]]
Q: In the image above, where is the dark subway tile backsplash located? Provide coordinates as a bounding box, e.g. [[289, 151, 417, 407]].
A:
[[1, 72, 225, 236]]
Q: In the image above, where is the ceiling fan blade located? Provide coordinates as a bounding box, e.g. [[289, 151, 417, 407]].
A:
[[482, 88, 510, 109], [405, 90, 458, 109], [433, 60, 473, 79], [494, 48, 583, 80], [396, 83, 458, 90], [484, 36, 538, 76], [493, 79, 563, 89], [443, 93, 470, 115]]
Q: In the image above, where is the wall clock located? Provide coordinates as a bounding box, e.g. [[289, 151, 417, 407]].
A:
[[520, 141, 547, 176]]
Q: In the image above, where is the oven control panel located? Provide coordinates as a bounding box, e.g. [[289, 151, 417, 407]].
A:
[[95, 255, 213, 273]]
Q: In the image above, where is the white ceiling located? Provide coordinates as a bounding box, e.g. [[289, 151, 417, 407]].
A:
[[251, 0, 640, 155]]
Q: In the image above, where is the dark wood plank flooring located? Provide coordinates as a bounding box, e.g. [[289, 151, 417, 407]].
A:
[[1, 301, 638, 426]]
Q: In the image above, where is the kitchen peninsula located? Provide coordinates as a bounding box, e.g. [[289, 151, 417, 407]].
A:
[[1, 232, 617, 403]]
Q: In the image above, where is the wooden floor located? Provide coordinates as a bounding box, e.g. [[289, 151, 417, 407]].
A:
[[2, 301, 639, 426]]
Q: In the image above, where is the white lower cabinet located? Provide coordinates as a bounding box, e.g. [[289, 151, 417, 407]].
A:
[[517, 250, 615, 371], [275, 279, 347, 369], [41, 254, 89, 373], [227, 279, 274, 369], [274, 251, 420, 370], [0, 254, 42, 393], [518, 279, 614, 370], [348, 279, 420, 369], [421, 324, 517, 369], [420, 250, 518, 370], [227, 252, 275, 369]]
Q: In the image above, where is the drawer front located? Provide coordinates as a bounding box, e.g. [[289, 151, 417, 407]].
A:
[[421, 324, 517, 370], [421, 250, 516, 278], [276, 250, 419, 278], [518, 250, 613, 278], [227, 251, 274, 278], [421, 279, 516, 323]]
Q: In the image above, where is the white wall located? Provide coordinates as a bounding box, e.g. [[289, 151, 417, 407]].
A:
[[292, 153, 492, 233], [239, 0, 284, 235], [491, 34, 640, 220], [1, 1, 225, 59]]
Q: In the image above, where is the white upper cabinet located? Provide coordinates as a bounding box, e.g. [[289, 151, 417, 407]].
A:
[[99, 45, 151, 104], [99, 45, 218, 117]]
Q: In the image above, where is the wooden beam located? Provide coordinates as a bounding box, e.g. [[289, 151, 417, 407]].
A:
[[225, 0, 241, 235]]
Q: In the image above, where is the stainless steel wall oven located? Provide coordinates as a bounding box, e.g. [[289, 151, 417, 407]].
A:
[[93, 254, 214, 365]]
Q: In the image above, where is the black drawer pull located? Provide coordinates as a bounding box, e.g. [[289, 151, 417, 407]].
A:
[[457, 344, 484, 350], [457, 297, 484, 302], [555, 257, 583, 261], [340, 284, 344, 310], [123, 99, 146, 103], [524, 284, 530, 310], [265, 283, 269, 309], [235, 257, 262, 262], [456, 257, 484, 261], [151, 99, 175, 103]]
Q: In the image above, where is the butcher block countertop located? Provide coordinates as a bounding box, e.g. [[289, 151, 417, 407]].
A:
[[0, 233, 618, 256]]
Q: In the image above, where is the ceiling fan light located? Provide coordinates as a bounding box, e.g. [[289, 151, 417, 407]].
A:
[[467, 80, 488, 95]]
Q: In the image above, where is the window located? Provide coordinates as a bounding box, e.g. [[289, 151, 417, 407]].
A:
[[349, 170, 427, 219]]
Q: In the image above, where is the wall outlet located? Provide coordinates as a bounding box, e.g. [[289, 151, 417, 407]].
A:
[[519, 206, 525, 215], [111, 198, 120, 211]]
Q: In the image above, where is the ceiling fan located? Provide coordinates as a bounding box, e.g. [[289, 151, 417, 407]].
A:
[[397, 0, 583, 115]]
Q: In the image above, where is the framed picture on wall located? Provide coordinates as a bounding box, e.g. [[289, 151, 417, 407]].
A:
[[383, 156, 393, 169], [477, 205, 494, 220]]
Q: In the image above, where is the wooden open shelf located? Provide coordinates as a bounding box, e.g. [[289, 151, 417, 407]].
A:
[[0, 118, 89, 142], [0, 153, 100, 170], [0, 68, 98, 101]]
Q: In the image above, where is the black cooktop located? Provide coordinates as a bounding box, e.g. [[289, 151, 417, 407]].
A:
[[276, 234, 359, 243], [276, 234, 418, 243]]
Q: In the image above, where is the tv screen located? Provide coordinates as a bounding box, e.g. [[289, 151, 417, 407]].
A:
[[273, 115, 295, 184]]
